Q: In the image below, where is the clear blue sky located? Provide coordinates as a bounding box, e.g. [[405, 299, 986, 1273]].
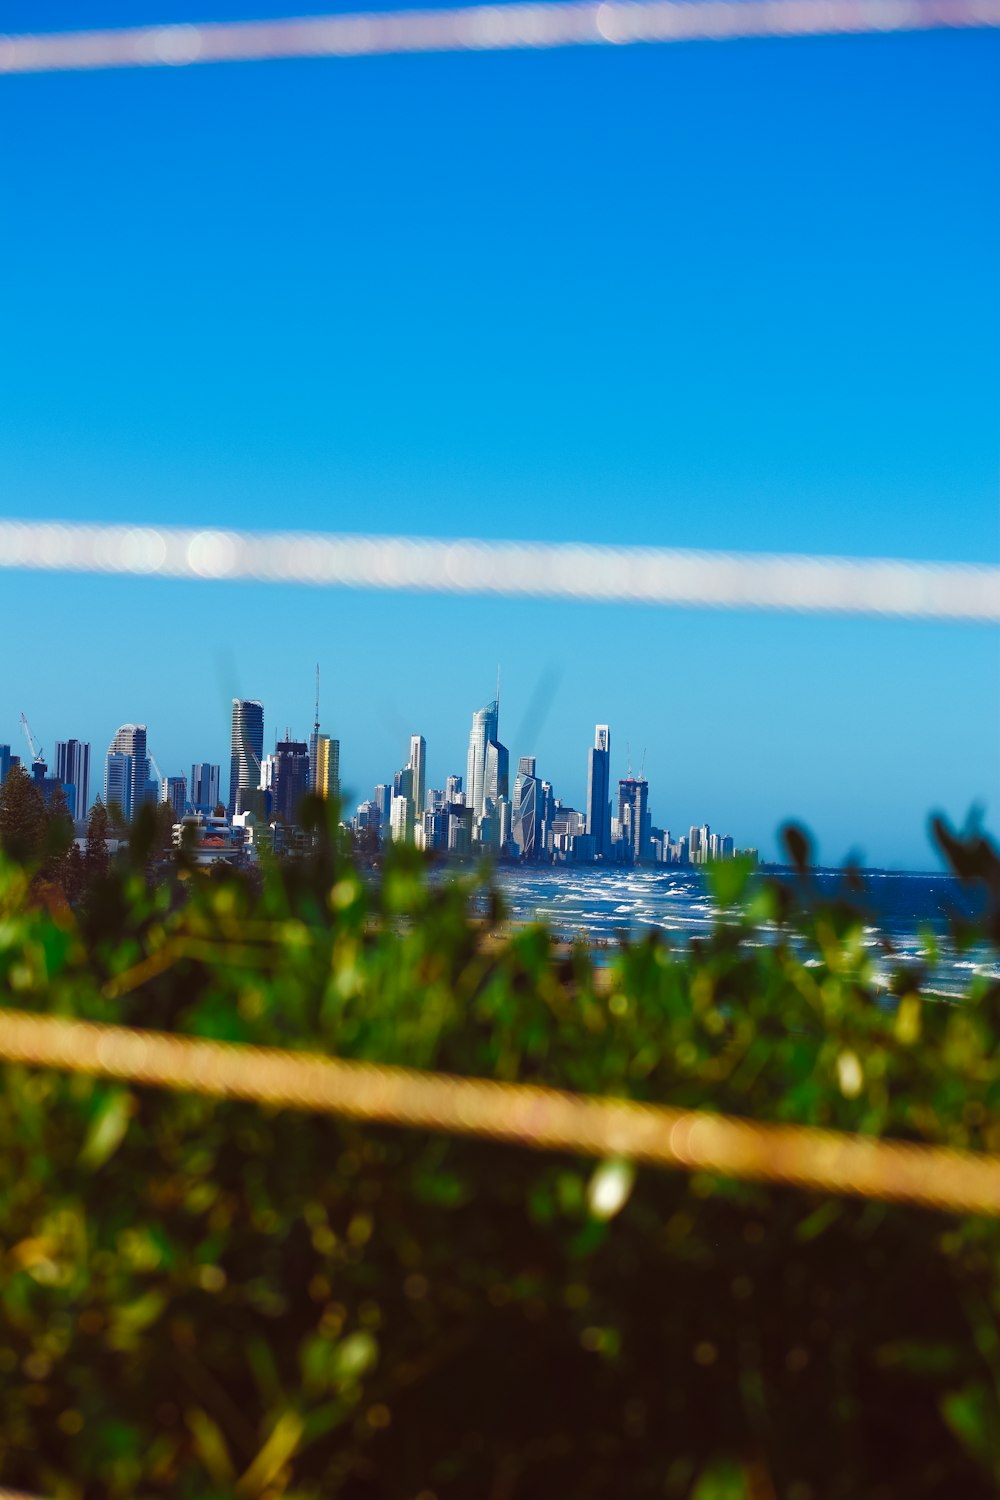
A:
[[1, 5, 997, 866]]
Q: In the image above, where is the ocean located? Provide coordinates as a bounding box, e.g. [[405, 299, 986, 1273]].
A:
[[487, 865, 999, 999]]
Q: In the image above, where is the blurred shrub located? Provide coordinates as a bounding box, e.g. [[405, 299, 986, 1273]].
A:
[[1, 804, 1000, 1498]]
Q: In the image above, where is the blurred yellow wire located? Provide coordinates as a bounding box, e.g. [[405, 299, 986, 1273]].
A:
[[0, 1008, 997, 1216]]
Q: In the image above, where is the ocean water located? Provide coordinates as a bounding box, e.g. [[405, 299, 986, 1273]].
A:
[[487, 865, 999, 998]]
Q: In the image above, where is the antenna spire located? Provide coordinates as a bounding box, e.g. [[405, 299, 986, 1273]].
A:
[[496, 662, 501, 715], [314, 662, 320, 733]]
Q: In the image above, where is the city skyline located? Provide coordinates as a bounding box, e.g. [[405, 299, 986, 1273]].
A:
[[0, 668, 923, 868], [2, 19, 995, 868], [1, 634, 996, 865]]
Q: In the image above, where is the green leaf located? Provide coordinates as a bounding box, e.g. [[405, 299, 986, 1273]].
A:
[[237, 1410, 305, 1496], [940, 1384, 997, 1471], [79, 1089, 132, 1170], [186, 1408, 236, 1487], [690, 1459, 749, 1499]]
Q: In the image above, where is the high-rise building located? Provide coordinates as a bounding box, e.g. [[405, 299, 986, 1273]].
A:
[[229, 699, 264, 817], [498, 796, 512, 852], [393, 765, 414, 802], [422, 806, 448, 852], [445, 774, 463, 804], [374, 784, 392, 828], [54, 739, 90, 821], [105, 752, 133, 820], [618, 777, 650, 865], [272, 739, 310, 824], [586, 725, 612, 860], [408, 735, 426, 821], [191, 762, 221, 815], [465, 699, 498, 818], [163, 776, 187, 820], [447, 803, 473, 856], [104, 724, 149, 822], [483, 738, 509, 810], [0, 747, 13, 785], [355, 800, 377, 832], [390, 794, 412, 843], [688, 825, 702, 864], [512, 756, 542, 861], [315, 736, 341, 803]]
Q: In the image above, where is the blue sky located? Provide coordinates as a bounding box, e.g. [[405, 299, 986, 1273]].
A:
[[1, 6, 997, 865]]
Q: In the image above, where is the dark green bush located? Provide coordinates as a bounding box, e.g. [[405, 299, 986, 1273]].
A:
[[2, 803, 1000, 1499]]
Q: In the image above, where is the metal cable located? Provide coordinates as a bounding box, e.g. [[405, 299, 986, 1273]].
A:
[[1, 0, 998, 75], [0, 1008, 997, 1215], [0, 519, 996, 621]]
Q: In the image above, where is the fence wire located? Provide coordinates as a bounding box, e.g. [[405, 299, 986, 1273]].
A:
[[1, 0, 998, 75], [0, 1008, 998, 1216], [0, 519, 996, 621]]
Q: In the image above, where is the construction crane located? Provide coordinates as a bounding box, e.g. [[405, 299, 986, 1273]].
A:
[[148, 751, 166, 793], [19, 712, 44, 767]]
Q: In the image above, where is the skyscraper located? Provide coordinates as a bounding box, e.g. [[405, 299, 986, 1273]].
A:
[[272, 738, 310, 824], [512, 756, 542, 861], [465, 699, 498, 819], [54, 739, 91, 821], [483, 738, 509, 809], [104, 754, 131, 819], [408, 735, 426, 818], [163, 776, 187, 820], [229, 700, 264, 816], [390, 794, 412, 843], [315, 736, 341, 803], [104, 724, 149, 822], [586, 724, 612, 860], [374, 784, 392, 828], [191, 762, 221, 815], [393, 765, 414, 802], [445, 773, 463, 804], [618, 777, 650, 865], [0, 747, 12, 786]]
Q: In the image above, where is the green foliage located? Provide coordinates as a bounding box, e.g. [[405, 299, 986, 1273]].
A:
[[0, 811, 999, 1497], [0, 763, 48, 865]]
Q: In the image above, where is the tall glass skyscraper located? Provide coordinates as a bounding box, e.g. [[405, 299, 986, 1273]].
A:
[[512, 756, 541, 861], [483, 738, 509, 810], [408, 735, 426, 817], [163, 776, 187, 820], [315, 737, 341, 803], [618, 777, 650, 865], [586, 724, 612, 860], [104, 752, 133, 821], [104, 724, 150, 822], [272, 739, 310, 824], [54, 739, 90, 820], [191, 762, 221, 814], [229, 700, 264, 816], [465, 700, 498, 819]]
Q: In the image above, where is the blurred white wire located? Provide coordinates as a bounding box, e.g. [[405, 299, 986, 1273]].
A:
[[1, 0, 998, 74], [0, 520, 996, 621]]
